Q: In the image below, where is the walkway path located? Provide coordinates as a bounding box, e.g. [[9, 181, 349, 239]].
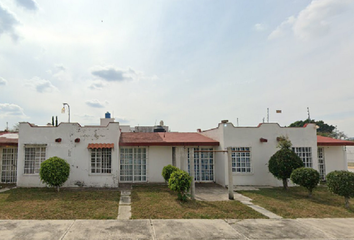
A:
[[195, 183, 282, 219], [117, 184, 132, 220], [1, 218, 353, 239]]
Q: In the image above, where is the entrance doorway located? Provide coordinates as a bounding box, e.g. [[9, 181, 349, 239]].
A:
[[187, 147, 214, 182]]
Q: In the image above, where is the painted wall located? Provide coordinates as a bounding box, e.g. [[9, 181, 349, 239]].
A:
[[347, 146, 354, 163], [323, 146, 347, 175], [202, 122, 318, 187], [148, 146, 172, 182], [17, 122, 120, 188]]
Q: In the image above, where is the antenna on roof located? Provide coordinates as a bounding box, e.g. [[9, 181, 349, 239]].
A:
[[267, 108, 269, 123], [307, 107, 311, 120]]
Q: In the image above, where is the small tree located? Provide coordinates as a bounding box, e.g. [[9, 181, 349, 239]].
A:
[[162, 164, 179, 182], [40, 156, 70, 192], [290, 167, 320, 197], [168, 169, 192, 201], [268, 137, 304, 190], [326, 171, 354, 208]]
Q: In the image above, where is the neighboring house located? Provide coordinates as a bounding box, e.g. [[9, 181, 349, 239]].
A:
[[0, 131, 18, 183], [2, 114, 354, 187]]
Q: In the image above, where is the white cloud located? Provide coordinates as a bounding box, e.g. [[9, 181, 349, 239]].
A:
[[55, 64, 66, 72], [89, 81, 105, 90], [25, 77, 58, 93], [0, 77, 7, 86], [0, 4, 20, 42], [85, 99, 106, 108], [268, 17, 295, 40], [15, 0, 38, 11], [0, 103, 25, 117], [91, 66, 137, 82], [254, 23, 267, 32], [269, 0, 352, 40]]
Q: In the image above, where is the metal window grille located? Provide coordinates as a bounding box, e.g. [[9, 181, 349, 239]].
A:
[[120, 148, 147, 182], [292, 147, 312, 168], [317, 147, 326, 180], [1, 148, 18, 183], [231, 147, 251, 173], [91, 148, 112, 174], [24, 147, 46, 174]]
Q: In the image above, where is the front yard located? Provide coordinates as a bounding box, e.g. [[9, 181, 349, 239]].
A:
[[239, 186, 354, 218], [0, 188, 119, 219], [130, 184, 266, 219]]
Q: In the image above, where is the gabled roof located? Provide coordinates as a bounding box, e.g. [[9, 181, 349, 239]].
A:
[[317, 135, 354, 146], [120, 132, 219, 146], [0, 131, 18, 146]]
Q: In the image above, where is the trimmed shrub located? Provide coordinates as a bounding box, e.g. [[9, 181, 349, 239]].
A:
[[168, 169, 192, 201], [326, 170, 354, 208], [39, 156, 70, 192], [290, 167, 320, 197], [268, 137, 304, 190], [162, 164, 179, 182]]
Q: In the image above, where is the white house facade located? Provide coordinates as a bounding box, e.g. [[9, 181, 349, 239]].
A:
[[1, 114, 353, 188]]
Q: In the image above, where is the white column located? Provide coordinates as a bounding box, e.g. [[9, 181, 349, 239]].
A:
[[190, 148, 195, 200], [227, 147, 234, 200]]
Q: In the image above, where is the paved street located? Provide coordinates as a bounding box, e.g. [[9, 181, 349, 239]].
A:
[[1, 218, 354, 240]]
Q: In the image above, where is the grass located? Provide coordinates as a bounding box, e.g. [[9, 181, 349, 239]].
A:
[[131, 184, 266, 219], [0, 188, 120, 219], [239, 186, 354, 218]]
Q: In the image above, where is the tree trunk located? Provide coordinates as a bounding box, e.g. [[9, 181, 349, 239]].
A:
[[308, 189, 312, 198], [57, 186, 60, 192], [345, 197, 349, 208], [282, 178, 288, 190]]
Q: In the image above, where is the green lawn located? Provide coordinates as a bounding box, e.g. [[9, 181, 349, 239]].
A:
[[239, 186, 354, 218], [0, 188, 120, 219], [131, 184, 266, 219]]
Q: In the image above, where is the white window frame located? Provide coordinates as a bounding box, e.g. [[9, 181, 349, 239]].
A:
[[90, 148, 112, 174], [1, 147, 18, 183], [24, 145, 46, 174], [317, 147, 326, 180], [120, 147, 147, 182], [292, 147, 312, 168], [187, 147, 215, 182], [231, 147, 252, 173]]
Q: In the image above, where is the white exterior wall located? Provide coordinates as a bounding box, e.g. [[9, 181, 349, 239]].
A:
[[347, 146, 354, 163], [17, 122, 120, 188], [322, 146, 347, 174], [148, 146, 172, 182], [202, 122, 317, 187]]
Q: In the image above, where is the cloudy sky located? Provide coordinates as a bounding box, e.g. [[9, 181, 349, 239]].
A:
[[1, 0, 354, 136]]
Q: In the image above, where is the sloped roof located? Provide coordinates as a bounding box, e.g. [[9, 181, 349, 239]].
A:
[[317, 135, 354, 146], [87, 143, 114, 149], [120, 132, 219, 146], [0, 131, 18, 146]]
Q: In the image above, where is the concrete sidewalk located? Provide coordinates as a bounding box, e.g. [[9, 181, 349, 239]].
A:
[[1, 218, 353, 240]]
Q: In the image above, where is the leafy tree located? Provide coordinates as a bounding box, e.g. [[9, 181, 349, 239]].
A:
[[290, 167, 320, 197], [168, 169, 192, 201], [326, 171, 354, 208], [268, 137, 304, 190], [289, 119, 335, 135], [40, 156, 70, 192], [162, 164, 179, 182]]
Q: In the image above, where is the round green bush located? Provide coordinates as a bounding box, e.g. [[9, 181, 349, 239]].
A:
[[326, 170, 354, 208], [162, 164, 179, 182], [290, 167, 320, 197], [168, 169, 192, 201], [268, 148, 304, 189], [39, 156, 70, 192]]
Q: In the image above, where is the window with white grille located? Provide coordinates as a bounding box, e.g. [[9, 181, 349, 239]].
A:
[[231, 147, 251, 173], [1, 148, 17, 183], [187, 147, 214, 181], [292, 147, 312, 168], [24, 146, 46, 174], [120, 148, 147, 182], [318, 147, 326, 180], [91, 148, 112, 174]]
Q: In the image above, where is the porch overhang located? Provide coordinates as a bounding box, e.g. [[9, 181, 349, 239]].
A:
[[317, 136, 354, 146]]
